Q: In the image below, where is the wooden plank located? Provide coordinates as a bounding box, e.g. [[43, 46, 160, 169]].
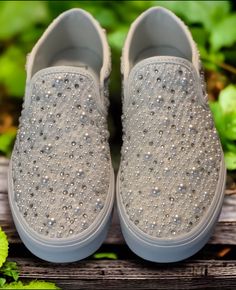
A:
[[0, 157, 8, 193], [7, 257, 236, 289], [219, 194, 236, 221]]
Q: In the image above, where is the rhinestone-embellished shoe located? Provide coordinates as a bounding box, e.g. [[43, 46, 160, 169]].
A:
[[8, 9, 114, 262], [117, 7, 226, 262]]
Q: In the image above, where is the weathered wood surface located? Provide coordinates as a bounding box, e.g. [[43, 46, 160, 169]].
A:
[[6, 258, 236, 289], [1, 157, 236, 289]]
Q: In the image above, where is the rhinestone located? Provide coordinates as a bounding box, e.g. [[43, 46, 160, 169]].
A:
[[178, 184, 187, 193], [138, 74, 143, 80], [138, 207, 143, 214], [84, 133, 91, 143], [95, 198, 104, 210], [75, 206, 80, 214], [150, 221, 157, 229], [189, 124, 198, 134], [80, 112, 88, 123], [173, 215, 181, 224], [151, 187, 161, 196], [47, 218, 56, 226], [144, 152, 152, 160], [164, 167, 170, 175], [42, 144, 52, 154], [46, 91, 52, 98], [41, 176, 49, 184], [157, 95, 164, 103], [181, 77, 187, 86], [82, 221, 88, 229], [169, 196, 174, 202], [77, 169, 85, 178]]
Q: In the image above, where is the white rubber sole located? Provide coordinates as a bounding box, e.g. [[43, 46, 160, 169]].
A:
[[8, 161, 115, 263], [116, 159, 226, 263]]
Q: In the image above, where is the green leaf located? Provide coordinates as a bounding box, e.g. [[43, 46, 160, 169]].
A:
[[224, 151, 236, 170], [19, 27, 45, 46], [219, 85, 236, 113], [225, 141, 236, 154], [0, 262, 19, 281], [224, 112, 236, 140], [0, 278, 6, 288], [190, 27, 208, 47], [1, 281, 24, 289], [0, 228, 8, 268], [209, 101, 228, 147], [198, 45, 224, 71], [156, 1, 230, 31], [23, 280, 60, 289], [0, 46, 26, 97], [93, 252, 118, 260], [0, 132, 16, 156], [95, 9, 117, 29], [2, 280, 60, 289], [224, 48, 236, 65], [0, 1, 49, 39], [210, 14, 236, 51], [108, 27, 128, 51]]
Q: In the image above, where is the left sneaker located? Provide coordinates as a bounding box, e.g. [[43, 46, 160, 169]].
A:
[[117, 7, 226, 262], [8, 9, 114, 263]]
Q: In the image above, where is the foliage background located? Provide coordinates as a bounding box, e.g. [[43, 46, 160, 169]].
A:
[[0, 1, 236, 171]]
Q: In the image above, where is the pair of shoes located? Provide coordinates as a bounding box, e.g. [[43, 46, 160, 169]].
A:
[[8, 7, 226, 263]]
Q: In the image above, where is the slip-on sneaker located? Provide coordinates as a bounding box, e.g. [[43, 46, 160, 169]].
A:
[[117, 7, 226, 263], [8, 9, 114, 263]]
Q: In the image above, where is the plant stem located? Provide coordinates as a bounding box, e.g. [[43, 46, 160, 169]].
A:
[[216, 62, 236, 75], [203, 57, 236, 74]]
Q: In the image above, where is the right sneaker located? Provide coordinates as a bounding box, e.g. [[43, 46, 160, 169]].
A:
[[117, 7, 226, 262], [8, 9, 114, 263]]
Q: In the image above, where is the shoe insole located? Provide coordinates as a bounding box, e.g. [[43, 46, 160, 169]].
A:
[[50, 47, 101, 80], [135, 45, 187, 65]]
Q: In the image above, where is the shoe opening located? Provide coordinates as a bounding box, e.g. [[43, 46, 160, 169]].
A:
[[30, 9, 103, 77], [128, 8, 193, 69]]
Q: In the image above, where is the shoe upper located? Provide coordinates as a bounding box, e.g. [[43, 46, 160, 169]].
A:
[[119, 7, 225, 240], [10, 9, 113, 240]]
